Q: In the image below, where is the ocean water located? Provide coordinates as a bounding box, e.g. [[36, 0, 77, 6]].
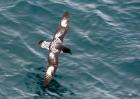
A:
[[0, 0, 140, 99]]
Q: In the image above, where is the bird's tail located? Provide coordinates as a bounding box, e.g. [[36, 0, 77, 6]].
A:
[[38, 40, 50, 50]]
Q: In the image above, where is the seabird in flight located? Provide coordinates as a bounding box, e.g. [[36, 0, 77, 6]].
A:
[[38, 12, 71, 86]]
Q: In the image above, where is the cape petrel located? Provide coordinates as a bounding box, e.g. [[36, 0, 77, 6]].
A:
[[38, 12, 71, 86]]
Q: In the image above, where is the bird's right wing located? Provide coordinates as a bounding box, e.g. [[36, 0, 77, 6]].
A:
[[44, 51, 59, 87]]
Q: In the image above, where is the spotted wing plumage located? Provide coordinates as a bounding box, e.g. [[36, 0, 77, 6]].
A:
[[44, 12, 69, 87], [44, 52, 58, 87], [53, 11, 69, 41]]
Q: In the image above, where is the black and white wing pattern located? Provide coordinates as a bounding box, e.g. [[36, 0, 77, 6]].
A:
[[44, 12, 70, 87], [53, 11, 69, 41]]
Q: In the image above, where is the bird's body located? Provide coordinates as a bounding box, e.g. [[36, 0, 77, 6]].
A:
[[38, 12, 71, 86]]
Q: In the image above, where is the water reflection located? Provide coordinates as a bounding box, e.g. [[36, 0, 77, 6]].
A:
[[24, 65, 74, 99]]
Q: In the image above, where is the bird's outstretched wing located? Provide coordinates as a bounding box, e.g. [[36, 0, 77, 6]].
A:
[[53, 11, 69, 41], [44, 52, 58, 87]]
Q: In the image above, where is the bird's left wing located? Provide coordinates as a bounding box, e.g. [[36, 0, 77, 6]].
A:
[[53, 11, 69, 41]]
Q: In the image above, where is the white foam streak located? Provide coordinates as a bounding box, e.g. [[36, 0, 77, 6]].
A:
[[20, 37, 46, 59], [12, 87, 38, 97]]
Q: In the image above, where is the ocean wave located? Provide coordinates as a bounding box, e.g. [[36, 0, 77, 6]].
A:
[[0, 0, 140, 99]]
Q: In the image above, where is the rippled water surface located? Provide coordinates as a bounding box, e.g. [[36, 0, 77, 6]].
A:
[[0, 0, 140, 99]]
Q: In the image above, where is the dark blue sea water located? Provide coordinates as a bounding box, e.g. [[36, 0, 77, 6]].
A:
[[0, 0, 140, 99]]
